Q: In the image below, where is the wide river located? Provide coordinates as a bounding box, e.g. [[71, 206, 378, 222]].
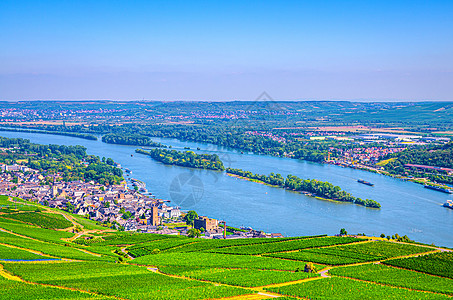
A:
[[1, 130, 452, 247]]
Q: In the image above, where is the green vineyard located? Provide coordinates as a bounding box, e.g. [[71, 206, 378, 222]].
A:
[[0, 195, 451, 299]]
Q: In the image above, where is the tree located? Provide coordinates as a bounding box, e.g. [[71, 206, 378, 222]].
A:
[[66, 202, 75, 213], [339, 228, 347, 236], [188, 228, 201, 238], [122, 211, 132, 220], [304, 262, 316, 273], [380, 233, 385, 238], [184, 210, 198, 225]]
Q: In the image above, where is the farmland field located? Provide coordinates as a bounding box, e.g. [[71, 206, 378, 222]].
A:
[[2, 261, 251, 300], [2, 212, 73, 229], [267, 277, 451, 299], [0, 196, 452, 300], [132, 252, 324, 271], [266, 241, 433, 265], [330, 263, 453, 295], [0, 230, 114, 261], [385, 252, 453, 279], [210, 236, 362, 255], [0, 244, 50, 260], [128, 238, 196, 257], [69, 214, 108, 231], [0, 195, 42, 213], [0, 218, 74, 243], [165, 236, 312, 253], [95, 232, 179, 246], [0, 276, 108, 300], [159, 266, 317, 287], [266, 249, 365, 265]]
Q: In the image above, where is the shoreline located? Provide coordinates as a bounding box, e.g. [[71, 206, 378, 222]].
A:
[[0, 127, 449, 190], [226, 173, 373, 207]]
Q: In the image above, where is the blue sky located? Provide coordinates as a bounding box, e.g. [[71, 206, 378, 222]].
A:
[[0, 0, 452, 101]]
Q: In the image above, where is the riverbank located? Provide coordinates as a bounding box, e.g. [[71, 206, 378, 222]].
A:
[[226, 172, 381, 208], [1, 126, 448, 190], [1, 129, 452, 247]]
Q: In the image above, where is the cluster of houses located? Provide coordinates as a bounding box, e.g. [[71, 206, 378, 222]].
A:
[[0, 163, 284, 239], [0, 163, 183, 234]]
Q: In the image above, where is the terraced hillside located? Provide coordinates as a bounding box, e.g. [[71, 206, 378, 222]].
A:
[[0, 195, 452, 299]]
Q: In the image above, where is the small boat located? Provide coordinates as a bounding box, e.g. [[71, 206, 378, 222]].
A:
[[425, 185, 453, 194], [444, 200, 453, 209], [358, 179, 374, 186]]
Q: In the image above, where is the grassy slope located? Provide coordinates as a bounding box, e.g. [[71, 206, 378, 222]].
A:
[[0, 195, 452, 299]]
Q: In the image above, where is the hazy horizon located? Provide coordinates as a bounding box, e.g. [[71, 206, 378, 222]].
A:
[[1, 1, 452, 101]]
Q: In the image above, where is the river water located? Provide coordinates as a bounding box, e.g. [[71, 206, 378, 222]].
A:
[[1, 130, 452, 247]]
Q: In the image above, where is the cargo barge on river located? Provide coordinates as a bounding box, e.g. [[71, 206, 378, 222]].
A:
[[358, 179, 374, 186], [424, 185, 453, 194]]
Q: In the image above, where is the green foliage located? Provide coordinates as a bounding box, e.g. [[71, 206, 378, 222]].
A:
[[267, 241, 432, 265], [330, 264, 453, 295], [96, 232, 176, 246], [211, 237, 362, 255], [184, 210, 198, 225], [70, 214, 107, 230], [0, 244, 51, 260], [160, 266, 317, 287], [1, 212, 72, 229], [0, 217, 74, 243], [165, 236, 308, 253], [386, 142, 453, 169], [0, 230, 113, 261], [2, 262, 250, 300], [188, 228, 201, 238], [227, 168, 381, 208], [136, 148, 225, 171], [0, 137, 123, 185], [385, 252, 453, 279], [0, 197, 42, 213], [133, 252, 324, 271], [127, 238, 194, 258], [0, 127, 97, 140], [102, 133, 167, 147], [268, 248, 366, 265], [383, 143, 453, 183], [0, 276, 104, 300], [267, 277, 451, 299]]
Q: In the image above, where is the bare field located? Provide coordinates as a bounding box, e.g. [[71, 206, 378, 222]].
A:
[[274, 125, 421, 134]]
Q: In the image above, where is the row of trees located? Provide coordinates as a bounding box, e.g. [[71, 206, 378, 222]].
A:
[[383, 142, 453, 184], [136, 148, 225, 171], [0, 137, 87, 159], [102, 133, 166, 147], [0, 128, 97, 140], [0, 137, 123, 185], [226, 168, 381, 208]]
